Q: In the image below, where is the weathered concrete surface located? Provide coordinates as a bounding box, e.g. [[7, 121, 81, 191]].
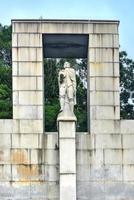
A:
[[0, 182, 59, 200], [1, 130, 134, 199]]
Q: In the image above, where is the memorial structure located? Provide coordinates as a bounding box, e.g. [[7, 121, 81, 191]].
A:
[[0, 19, 134, 200], [58, 61, 77, 200]]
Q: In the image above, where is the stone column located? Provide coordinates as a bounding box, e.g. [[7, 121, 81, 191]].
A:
[[58, 117, 76, 200], [89, 27, 120, 122]]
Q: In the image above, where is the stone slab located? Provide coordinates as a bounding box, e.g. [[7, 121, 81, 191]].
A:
[[59, 121, 75, 138], [59, 138, 76, 173], [60, 174, 76, 200]]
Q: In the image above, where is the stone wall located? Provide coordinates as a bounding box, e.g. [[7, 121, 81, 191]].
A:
[[1, 126, 134, 199], [0, 19, 134, 199], [78, 120, 134, 200], [0, 119, 57, 199]]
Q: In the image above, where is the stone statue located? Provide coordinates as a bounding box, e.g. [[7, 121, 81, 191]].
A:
[[58, 61, 76, 114]]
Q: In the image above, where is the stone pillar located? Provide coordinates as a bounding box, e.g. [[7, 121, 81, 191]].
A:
[[12, 27, 44, 128], [89, 27, 120, 121], [58, 117, 76, 200]]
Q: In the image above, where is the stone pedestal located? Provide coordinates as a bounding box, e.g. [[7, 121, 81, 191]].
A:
[[58, 115, 76, 200]]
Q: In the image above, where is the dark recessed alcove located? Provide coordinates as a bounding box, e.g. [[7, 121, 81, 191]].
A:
[[43, 34, 88, 58]]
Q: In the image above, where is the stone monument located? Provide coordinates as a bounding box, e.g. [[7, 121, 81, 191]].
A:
[[57, 61, 77, 200], [2, 19, 134, 200]]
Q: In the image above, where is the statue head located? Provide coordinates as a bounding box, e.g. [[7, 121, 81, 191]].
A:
[[64, 61, 71, 68]]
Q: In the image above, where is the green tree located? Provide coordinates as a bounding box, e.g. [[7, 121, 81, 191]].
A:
[[120, 51, 134, 119], [74, 59, 87, 131], [0, 60, 12, 118], [0, 24, 12, 65], [0, 24, 12, 119], [44, 59, 59, 131]]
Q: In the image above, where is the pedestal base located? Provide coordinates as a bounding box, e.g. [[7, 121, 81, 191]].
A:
[[58, 118, 76, 200]]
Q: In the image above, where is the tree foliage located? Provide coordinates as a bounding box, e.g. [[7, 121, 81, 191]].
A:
[[0, 24, 12, 65], [120, 51, 134, 119], [0, 59, 12, 118], [0, 24, 12, 119], [44, 59, 59, 131]]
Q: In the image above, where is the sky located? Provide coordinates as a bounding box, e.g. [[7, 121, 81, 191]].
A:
[[0, 0, 134, 59]]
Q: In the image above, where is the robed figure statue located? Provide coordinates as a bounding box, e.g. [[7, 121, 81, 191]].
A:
[[58, 62, 76, 115]]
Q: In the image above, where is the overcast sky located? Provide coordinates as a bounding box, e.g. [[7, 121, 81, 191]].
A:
[[0, 0, 134, 59]]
